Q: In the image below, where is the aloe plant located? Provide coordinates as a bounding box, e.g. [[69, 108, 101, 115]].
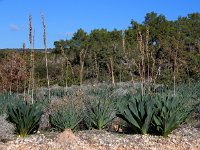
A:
[[153, 94, 192, 137], [49, 101, 82, 131], [84, 99, 116, 130], [7, 101, 43, 138], [117, 94, 155, 134]]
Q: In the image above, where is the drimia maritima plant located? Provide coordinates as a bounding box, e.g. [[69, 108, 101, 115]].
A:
[[0, 12, 198, 139], [117, 92, 193, 137]]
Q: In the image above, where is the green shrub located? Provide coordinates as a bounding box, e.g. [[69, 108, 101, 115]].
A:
[[35, 62, 62, 80], [177, 82, 200, 102], [49, 101, 82, 131], [84, 99, 116, 130], [7, 101, 43, 138], [152, 94, 193, 137], [0, 94, 10, 115], [117, 91, 194, 137], [117, 94, 155, 134], [0, 93, 22, 115]]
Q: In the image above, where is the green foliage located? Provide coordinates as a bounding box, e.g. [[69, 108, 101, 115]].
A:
[[0, 13, 200, 92], [52, 12, 199, 85], [7, 101, 43, 138], [53, 40, 68, 54], [0, 93, 22, 115], [35, 62, 62, 81], [49, 101, 82, 131], [0, 50, 14, 59], [117, 86, 195, 137], [152, 94, 193, 137], [117, 94, 155, 134], [84, 99, 116, 130], [177, 82, 200, 102]]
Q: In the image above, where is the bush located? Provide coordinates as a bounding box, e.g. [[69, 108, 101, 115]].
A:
[[0, 93, 22, 115], [49, 101, 82, 131], [152, 94, 193, 137], [39, 96, 67, 130], [117, 94, 155, 134], [7, 101, 43, 138], [84, 99, 116, 130], [35, 62, 62, 80], [117, 91, 193, 137]]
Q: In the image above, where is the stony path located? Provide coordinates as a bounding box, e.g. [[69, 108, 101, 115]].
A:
[[0, 125, 199, 150]]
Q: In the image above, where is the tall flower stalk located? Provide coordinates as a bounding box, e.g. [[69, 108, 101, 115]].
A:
[[29, 15, 34, 104], [22, 43, 27, 101], [137, 27, 145, 96], [145, 26, 150, 83], [41, 13, 50, 101], [79, 48, 87, 85], [60, 44, 69, 93]]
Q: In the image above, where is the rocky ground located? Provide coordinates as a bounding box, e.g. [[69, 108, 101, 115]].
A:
[[0, 124, 200, 150]]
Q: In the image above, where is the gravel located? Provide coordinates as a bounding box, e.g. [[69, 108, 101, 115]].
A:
[[0, 124, 199, 150]]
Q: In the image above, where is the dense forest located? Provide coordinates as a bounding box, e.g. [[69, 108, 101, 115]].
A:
[[0, 12, 200, 93], [52, 12, 200, 85]]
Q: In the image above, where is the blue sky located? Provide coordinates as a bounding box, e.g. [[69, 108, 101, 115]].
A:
[[0, 0, 199, 49]]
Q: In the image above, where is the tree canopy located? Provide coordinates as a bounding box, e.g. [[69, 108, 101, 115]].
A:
[[52, 12, 199, 84]]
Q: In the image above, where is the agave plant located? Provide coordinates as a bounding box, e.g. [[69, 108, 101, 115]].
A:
[[84, 99, 116, 130], [152, 94, 192, 137], [49, 101, 82, 131], [7, 101, 43, 138], [117, 94, 155, 134]]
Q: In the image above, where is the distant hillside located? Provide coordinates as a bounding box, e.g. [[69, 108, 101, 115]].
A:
[[0, 48, 54, 52]]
